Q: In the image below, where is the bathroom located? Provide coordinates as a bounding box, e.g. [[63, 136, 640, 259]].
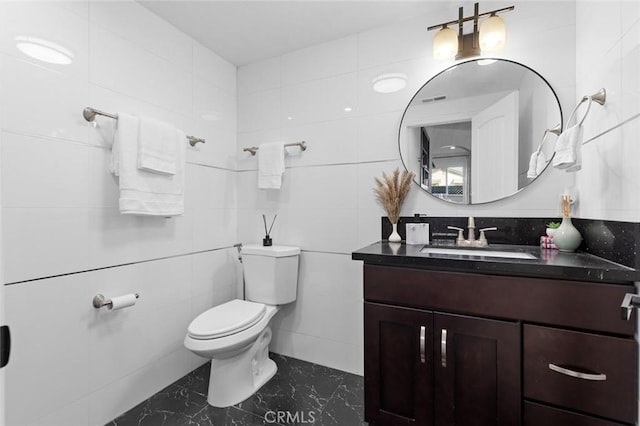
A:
[[0, 0, 638, 425]]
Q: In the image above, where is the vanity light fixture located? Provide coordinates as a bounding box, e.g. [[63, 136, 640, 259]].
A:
[[15, 36, 74, 65], [428, 2, 514, 61], [372, 73, 408, 93]]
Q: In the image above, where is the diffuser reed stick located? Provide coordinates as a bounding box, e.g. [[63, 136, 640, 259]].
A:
[[562, 194, 571, 217]]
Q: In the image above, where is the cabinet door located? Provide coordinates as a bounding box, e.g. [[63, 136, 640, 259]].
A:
[[365, 302, 433, 425], [434, 313, 520, 426]]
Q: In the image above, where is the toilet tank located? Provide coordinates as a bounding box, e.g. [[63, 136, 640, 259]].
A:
[[241, 245, 300, 305]]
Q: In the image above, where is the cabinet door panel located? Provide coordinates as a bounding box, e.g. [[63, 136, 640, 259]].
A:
[[434, 313, 520, 426], [365, 302, 433, 425]]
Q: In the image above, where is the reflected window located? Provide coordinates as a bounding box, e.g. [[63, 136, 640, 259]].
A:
[[431, 166, 465, 201], [431, 158, 469, 203]]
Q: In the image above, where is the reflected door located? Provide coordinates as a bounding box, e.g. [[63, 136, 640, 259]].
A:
[[471, 91, 519, 203]]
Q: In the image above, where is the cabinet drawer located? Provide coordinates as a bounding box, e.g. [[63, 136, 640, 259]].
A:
[[364, 265, 635, 335], [524, 325, 637, 424], [523, 402, 627, 426]]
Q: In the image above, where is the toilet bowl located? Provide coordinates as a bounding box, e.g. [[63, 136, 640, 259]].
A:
[[184, 300, 280, 407], [184, 245, 300, 407]]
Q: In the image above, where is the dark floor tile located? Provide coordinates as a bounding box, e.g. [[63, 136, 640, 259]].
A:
[[107, 384, 207, 426], [175, 362, 211, 397], [108, 354, 366, 426], [318, 374, 366, 426], [181, 406, 284, 426], [235, 354, 345, 420]]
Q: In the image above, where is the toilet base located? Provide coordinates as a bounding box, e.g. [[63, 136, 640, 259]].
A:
[[206, 326, 276, 407]]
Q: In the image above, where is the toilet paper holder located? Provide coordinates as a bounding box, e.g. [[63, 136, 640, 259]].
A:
[[93, 293, 139, 309]]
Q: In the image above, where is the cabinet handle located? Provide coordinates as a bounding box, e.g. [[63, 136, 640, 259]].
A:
[[420, 326, 426, 364], [548, 363, 607, 381], [441, 329, 447, 367]]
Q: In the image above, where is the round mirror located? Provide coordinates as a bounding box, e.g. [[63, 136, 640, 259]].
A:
[[398, 58, 562, 204]]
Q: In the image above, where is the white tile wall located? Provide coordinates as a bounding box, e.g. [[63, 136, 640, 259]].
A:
[[1, 1, 236, 425], [236, 1, 578, 373], [575, 1, 640, 221]]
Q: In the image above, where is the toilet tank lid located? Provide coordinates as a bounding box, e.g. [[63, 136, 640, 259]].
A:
[[241, 244, 300, 257]]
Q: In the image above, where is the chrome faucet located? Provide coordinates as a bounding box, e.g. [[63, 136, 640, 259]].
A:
[[447, 217, 497, 247]]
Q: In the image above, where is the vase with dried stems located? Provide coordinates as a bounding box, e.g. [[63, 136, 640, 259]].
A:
[[373, 168, 415, 242]]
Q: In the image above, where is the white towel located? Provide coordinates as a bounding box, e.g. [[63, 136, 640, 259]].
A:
[[111, 112, 185, 216], [138, 116, 178, 175], [553, 124, 583, 172], [258, 142, 285, 189], [526, 150, 547, 178]]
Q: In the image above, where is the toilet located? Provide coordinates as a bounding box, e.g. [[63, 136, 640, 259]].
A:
[[184, 244, 300, 407]]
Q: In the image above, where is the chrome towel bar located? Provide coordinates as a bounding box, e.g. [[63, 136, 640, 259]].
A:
[[243, 141, 307, 156], [83, 107, 206, 146]]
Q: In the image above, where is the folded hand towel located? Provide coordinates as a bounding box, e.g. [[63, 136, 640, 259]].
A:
[[111, 113, 185, 216], [258, 142, 285, 189], [553, 124, 583, 172], [526, 150, 547, 178], [138, 116, 178, 175]]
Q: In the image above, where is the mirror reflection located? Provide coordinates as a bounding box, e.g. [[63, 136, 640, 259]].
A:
[[399, 58, 562, 204]]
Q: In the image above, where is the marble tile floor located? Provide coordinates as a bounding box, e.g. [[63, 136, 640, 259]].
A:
[[106, 354, 366, 426]]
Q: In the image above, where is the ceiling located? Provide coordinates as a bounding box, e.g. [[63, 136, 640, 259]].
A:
[[138, 1, 454, 66]]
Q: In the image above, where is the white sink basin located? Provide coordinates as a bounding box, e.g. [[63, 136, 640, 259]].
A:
[[420, 247, 537, 260]]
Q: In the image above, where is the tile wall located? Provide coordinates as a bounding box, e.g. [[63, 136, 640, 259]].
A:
[[574, 2, 640, 221], [0, 1, 237, 425], [236, 1, 577, 375]]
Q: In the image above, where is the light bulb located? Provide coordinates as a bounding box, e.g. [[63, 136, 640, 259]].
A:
[[479, 15, 506, 52], [433, 27, 458, 60]]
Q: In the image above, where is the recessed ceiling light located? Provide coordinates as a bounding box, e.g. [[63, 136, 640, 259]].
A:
[[372, 73, 407, 94], [344, 107, 353, 112], [15, 36, 74, 65]]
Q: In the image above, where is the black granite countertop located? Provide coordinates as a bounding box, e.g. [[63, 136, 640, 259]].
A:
[[352, 241, 639, 284]]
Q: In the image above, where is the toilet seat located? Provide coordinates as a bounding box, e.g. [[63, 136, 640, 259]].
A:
[[187, 299, 266, 340]]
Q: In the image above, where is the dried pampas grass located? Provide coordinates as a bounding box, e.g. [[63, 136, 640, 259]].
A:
[[373, 167, 415, 224]]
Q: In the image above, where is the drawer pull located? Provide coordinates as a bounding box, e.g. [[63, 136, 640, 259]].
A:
[[441, 329, 447, 367], [420, 326, 426, 364], [548, 363, 607, 381]]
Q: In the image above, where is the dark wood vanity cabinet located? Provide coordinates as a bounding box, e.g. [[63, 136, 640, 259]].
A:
[[363, 264, 638, 426]]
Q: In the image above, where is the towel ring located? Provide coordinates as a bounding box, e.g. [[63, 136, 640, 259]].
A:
[[535, 123, 562, 154], [567, 97, 593, 128], [565, 88, 607, 130]]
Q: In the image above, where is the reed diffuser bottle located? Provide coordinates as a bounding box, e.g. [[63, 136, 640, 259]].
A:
[[553, 194, 582, 252]]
